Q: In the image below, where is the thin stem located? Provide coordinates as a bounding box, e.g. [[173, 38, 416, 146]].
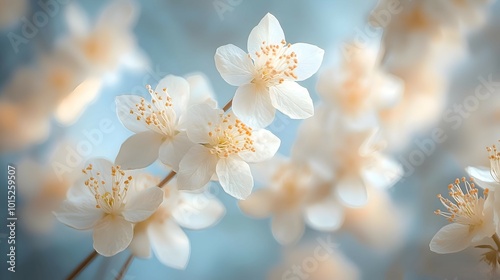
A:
[[65, 250, 98, 280], [492, 233, 500, 251], [222, 99, 233, 112], [115, 254, 134, 280]]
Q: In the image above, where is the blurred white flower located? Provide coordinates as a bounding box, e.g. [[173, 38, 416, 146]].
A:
[[61, 0, 148, 76], [129, 175, 224, 269], [177, 103, 280, 199], [115, 75, 211, 170], [215, 13, 324, 128], [55, 159, 163, 256], [317, 44, 403, 129], [430, 177, 494, 254]]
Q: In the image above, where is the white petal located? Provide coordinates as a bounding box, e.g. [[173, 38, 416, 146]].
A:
[[180, 103, 221, 144], [123, 187, 163, 223], [305, 199, 344, 231], [177, 145, 218, 191], [216, 158, 253, 200], [336, 174, 368, 207], [116, 95, 149, 133], [239, 129, 280, 162], [93, 215, 133, 257], [65, 3, 89, 36], [362, 154, 403, 189], [269, 81, 314, 120], [247, 13, 285, 58], [373, 72, 404, 109], [115, 131, 163, 170], [238, 188, 274, 218], [155, 75, 190, 116], [429, 223, 473, 254], [271, 211, 304, 245], [291, 43, 324, 81], [465, 166, 498, 189], [148, 219, 190, 269], [159, 132, 193, 171], [97, 0, 138, 29], [54, 200, 103, 230], [129, 223, 152, 259], [215, 44, 255, 86], [172, 192, 225, 230], [232, 83, 275, 128], [185, 73, 217, 107]]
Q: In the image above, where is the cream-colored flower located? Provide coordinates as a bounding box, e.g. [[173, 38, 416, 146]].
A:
[[215, 13, 324, 128], [177, 103, 280, 199], [55, 159, 163, 256], [430, 177, 494, 254], [129, 175, 224, 269]]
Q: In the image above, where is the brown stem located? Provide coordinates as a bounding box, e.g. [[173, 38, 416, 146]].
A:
[[115, 254, 134, 280], [65, 250, 98, 280], [222, 99, 233, 112], [492, 234, 500, 251]]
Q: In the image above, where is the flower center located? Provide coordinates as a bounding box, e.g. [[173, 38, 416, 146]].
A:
[[487, 144, 500, 183], [434, 177, 488, 226], [129, 85, 177, 136], [252, 39, 298, 87], [82, 164, 132, 214], [206, 114, 255, 158]]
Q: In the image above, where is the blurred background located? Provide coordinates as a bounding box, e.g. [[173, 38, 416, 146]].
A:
[[1, 0, 500, 279]]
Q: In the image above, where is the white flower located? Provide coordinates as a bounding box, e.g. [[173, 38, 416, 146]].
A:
[[54, 159, 163, 257], [466, 144, 500, 234], [177, 103, 281, 199], [215, 13, 324, 128], [116, 75, 212, 170], [430, 177, 494, 254], [129, 175, 224, 269]]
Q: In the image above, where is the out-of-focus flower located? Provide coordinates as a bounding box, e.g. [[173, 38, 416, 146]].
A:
[[177, 103, 280, 199], [55, 159, 163, 256], [61, 0, 148, 76], [293, 106, 402, 207], [430, 177, 494, 254], [316, 44, 403, 129], [215, 13, 324, 128], [116, 75, 212, 170], [0, 0, 27, 29], [342, 187, 406, 250], [239, 160, 316, 245], [268, 245, 360, 280], [129, 175, 224, 269]]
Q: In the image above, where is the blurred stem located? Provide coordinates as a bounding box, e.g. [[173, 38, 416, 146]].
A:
[[65, 250, 98, 280], [158, 98, 233, 189], [116, 254, 134, 280], [493, 234, 500, 251]]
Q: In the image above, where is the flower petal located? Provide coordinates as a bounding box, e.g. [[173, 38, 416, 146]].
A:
[[93, 215, 133, 257], [116, 95, 149, 133], [54, 200, 103, 230], [238, 188, 275, 218], [232, 83, 275, 128], [216, 158, 253, 200], [185, 73, 217, 108], [129, 223, 152, 259], [159, 131, 193, 171], [148, 219, 190, 269], [172, 191, 225, 230], [239, 129, 280, 162], [247, 13, 285, 59], [269, 81, 314, 120], [177, 145, 218, 191], [336, 174, 368, 207], [429, 223, 473, 254], [180, 103, 222, 144], [291, 43, 324, 81], [465, 166, 498, 189], [115, 131, 164, 170], [362, 153, 403, 189], [155, 75, 190, 116], [215, 44, 255, 86], [123, 187, 163, 223], [305, 198, 344, 231], [271, 211, 304, 245]]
